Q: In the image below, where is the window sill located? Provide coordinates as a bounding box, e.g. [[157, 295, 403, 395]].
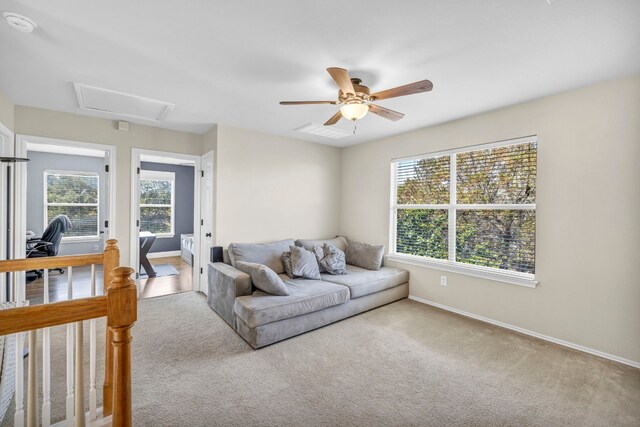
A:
[[385, 254, 538, 288], [155, 234, 174, 239], [62, 237, 101, 243]]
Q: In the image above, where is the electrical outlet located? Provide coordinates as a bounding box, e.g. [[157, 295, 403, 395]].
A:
[[440, 276, 447, 287], [93, 244, 99, 251]]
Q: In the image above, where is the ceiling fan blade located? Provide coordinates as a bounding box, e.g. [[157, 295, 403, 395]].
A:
[[324, 110, 343, 126], [279, 101, 338, 105], [327, 67, 355, 96], [368, 104, 405, 121], [370, 79, 433, 101]]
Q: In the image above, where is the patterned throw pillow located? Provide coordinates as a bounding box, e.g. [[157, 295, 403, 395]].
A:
[[314, 243, 347, 275]]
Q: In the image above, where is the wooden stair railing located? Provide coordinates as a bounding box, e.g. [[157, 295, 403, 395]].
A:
[[0, 239, 136, 427]]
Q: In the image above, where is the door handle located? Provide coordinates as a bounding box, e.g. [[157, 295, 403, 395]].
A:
[[205, 232, 212, 238]]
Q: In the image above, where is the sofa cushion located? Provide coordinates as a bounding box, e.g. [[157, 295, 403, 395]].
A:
[[234, 279, 350, 328], [228, 239, 294, 274], [295, 236, 348, 253], [345, 238, 385, 271], [235, 261, 289, 296], [320, 265, 409, 298]]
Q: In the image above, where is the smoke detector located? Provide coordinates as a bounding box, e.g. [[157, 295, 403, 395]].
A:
[[2, 12, 37, 33]]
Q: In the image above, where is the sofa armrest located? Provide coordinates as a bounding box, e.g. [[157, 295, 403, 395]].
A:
[[207, 262, 252, 328]]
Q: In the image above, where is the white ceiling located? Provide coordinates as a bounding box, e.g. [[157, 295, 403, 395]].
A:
[[1, 0, 639, 147]]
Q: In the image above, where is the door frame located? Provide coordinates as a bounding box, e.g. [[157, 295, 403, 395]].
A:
[[13, 134, 116, 303], [0, 122, 13, 302], [130, 148, 202, 294], [199, 150, 214, 295]]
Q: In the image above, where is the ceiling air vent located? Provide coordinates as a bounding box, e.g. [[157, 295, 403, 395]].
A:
[[295, 123, 351, 139], [74, 83, 174, 121]]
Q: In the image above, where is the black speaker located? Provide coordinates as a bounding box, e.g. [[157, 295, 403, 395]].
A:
[[210, 246, 223, 263]]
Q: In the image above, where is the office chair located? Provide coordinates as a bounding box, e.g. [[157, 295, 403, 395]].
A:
[[27, 214, 72, 278]]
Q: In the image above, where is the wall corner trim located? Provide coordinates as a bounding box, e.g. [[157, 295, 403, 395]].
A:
[[408, 295, 640, 369]]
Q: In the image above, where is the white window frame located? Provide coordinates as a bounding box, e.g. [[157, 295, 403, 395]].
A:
[[139, 170, 176, 238], [44, 170, 100, 242], [388, 135, 538, 288]]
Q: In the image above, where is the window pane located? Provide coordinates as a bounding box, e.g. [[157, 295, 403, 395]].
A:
[[396, 209, 448, 259], [48, 206, 98, 237], [396, 155, 450, 204], [140, 179, 172, 205], [456, 210, 535, 274], [457, 142, 536, 204], [140, 206, 172, 234], [46, 173, 98, 204]]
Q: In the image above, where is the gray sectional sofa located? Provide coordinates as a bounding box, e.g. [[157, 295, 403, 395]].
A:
[[207, 237, 409, 348]]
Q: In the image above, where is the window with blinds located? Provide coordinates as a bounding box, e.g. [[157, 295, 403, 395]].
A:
[[45, 171, 100, 238], [139, 170, 175, 236], [391, 136, 537, 279]]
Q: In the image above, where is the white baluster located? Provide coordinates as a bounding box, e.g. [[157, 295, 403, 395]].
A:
[[66, 267, 74, 426], [42, 269, 51, 427], [89, 265, 97, 421], [75, 321, 86, 427], [14, 331, 24, 427], [26, 330, 38, 427], [14, 264, 27, 427]]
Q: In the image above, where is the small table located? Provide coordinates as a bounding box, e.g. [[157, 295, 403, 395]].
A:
[[139, 231, 157, 278]]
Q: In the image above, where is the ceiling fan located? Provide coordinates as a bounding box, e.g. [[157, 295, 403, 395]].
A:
[[280, 67, 433, 126]]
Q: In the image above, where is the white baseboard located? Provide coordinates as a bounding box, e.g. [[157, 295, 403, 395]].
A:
[[147, 250, 181, 259], [408, 295, 640, 369]]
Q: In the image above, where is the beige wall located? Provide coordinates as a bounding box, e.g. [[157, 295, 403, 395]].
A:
[[201, 124, 217, 155], [214, 124, 342, 247], [14, 106, 204, 263], [11, 108, 343, 276], [340, 75, 640, 363], [0, 89, 14, 131]]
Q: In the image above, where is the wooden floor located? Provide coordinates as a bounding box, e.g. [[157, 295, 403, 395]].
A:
[[139, 256, 192, 299], [25, 255, 192, 305]]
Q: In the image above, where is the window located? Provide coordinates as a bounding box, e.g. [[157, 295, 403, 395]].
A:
[[391, 136, 537, 286], [45, 171, 99, 239], [139, 170, 175, 236]]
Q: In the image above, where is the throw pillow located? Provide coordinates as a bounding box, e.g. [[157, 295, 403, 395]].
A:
[[315, 243, 347, 275], [235, 261, 290, 296], [289, 245, 321, 280], [346, 238, 384, 271], [281, 252, 295, 278], [313, 246, 327, 273]]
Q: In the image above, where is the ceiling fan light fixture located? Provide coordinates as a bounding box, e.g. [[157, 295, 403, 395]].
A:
[[340, 103, 368, 121]]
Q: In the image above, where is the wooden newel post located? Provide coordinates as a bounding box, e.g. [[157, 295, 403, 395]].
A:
[[102, 239, 120, 417], [107, 266, 137, 427]]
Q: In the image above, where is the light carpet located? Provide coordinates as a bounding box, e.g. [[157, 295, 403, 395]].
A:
[[2, 292, 639, 426]]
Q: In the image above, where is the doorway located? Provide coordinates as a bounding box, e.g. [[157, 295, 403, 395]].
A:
[[14, 135, 115, 304], [131, 149, 203, 299]]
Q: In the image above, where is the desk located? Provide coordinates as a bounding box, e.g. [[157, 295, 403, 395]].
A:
[[139, 231, 157, 277]]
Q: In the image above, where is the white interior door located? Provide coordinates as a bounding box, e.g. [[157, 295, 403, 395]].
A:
[[199, 151, 214, 294], [130, 151, 142, 294], [102, 150, 112, 244]]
